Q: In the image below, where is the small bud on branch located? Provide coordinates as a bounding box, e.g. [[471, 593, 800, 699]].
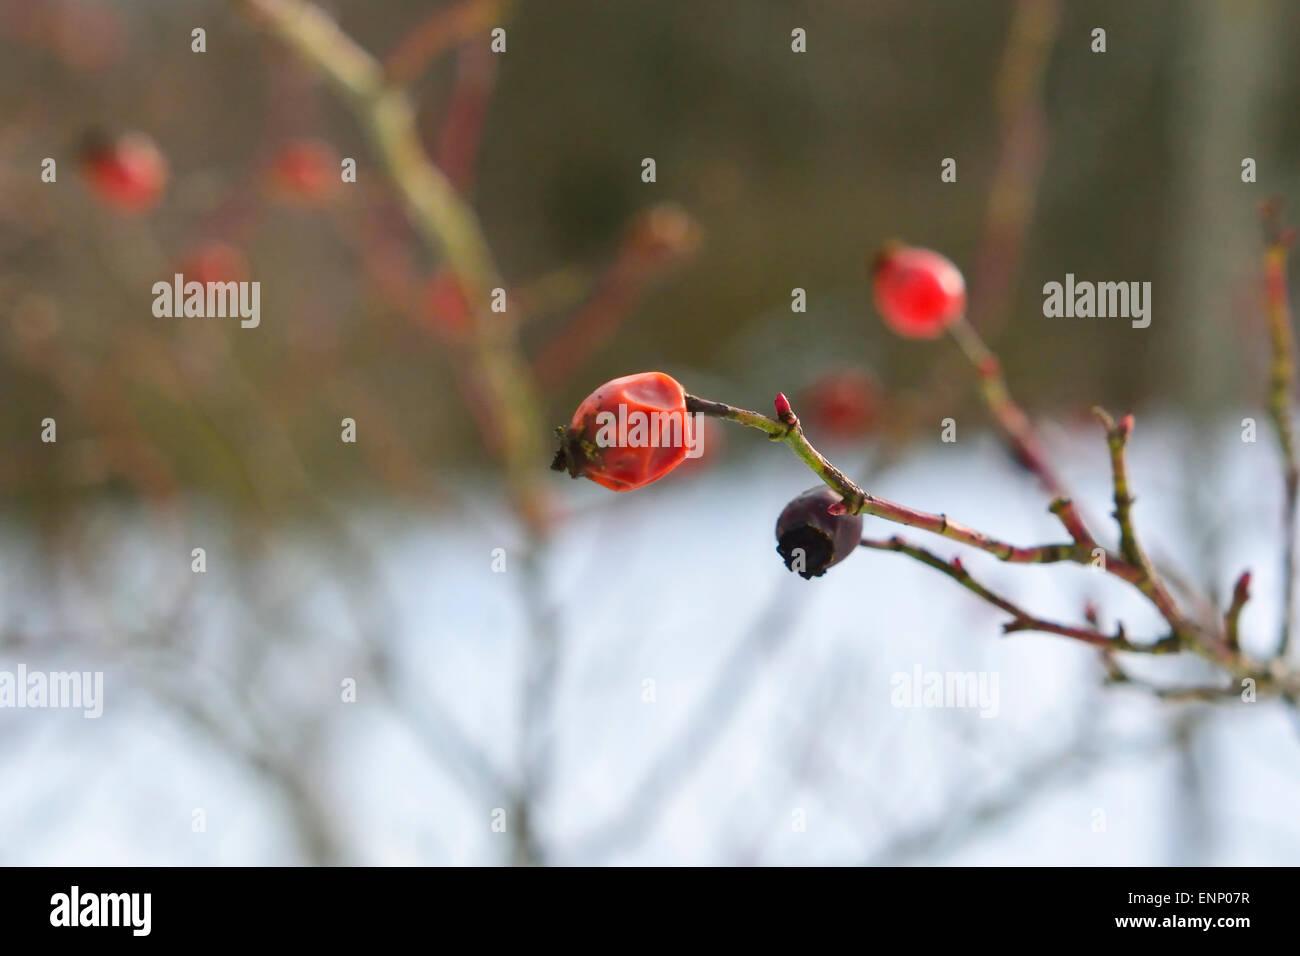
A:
[[774, 391, 795, 425]]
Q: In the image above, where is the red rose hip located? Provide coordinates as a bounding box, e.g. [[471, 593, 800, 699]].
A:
[[551, 371, 695, 491], [79, 132, 168, 213], [872, 245, 966, 339]]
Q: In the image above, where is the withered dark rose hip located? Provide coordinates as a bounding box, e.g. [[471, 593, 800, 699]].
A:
[[775, 486, 863, 579]]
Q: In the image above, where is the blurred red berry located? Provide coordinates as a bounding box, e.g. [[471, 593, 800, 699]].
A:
[[872, 245, 965, 339], [79, 132, 167, 213], [551, 371, 694, 491], [177, 240, 249, 285], [269, 140, 339, 203], [800, 369, 881, 439]]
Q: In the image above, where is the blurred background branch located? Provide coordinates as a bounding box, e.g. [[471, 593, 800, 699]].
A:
[[3, 0, 1300, 866]]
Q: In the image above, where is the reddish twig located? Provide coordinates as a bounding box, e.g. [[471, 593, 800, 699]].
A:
[[1092, 407, 1186, 631], [234, 0, 544, 522], [686, 393, 1169, 608], [435, 39, 498, 193], [859, 535, 1175, 654], [687, 389, 1300, 699], [1263, 200, 1298, 656], [383, 0, 509, 87], [967, 0, 1061, 337], [532, 204, 702, 391], [946, 315, 1070, 498]]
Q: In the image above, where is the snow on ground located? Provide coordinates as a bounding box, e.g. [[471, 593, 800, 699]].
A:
[[3, 413, 1300, 864]]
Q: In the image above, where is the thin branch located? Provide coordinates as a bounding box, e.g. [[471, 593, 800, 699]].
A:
[[687, 393, 1152, 591], [965, 0, 1062, 336], [234, 0, 560, 865], [233, 0, 543, 516], [945, 315, 1213, 625], [383, 0, 510, 87], [859, 535, 1176, 654], [685, 391, 1300, 698], [532, 205, 702, 390], [947, 316, 1071, 499], [1263, 200, 1298, 657], [1092, 407, 1185, 633], [1104, 661, 1243, 703], [435, 38, 499, 194]]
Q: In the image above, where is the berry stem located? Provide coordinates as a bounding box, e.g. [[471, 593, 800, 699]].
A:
[[688, 393, 1150, 579]]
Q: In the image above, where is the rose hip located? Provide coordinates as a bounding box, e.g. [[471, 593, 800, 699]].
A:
[[551, 371, 694, 491], [80, 131, 168, 213], [775, 486, 863, 579], [872, 245, 966, 339]]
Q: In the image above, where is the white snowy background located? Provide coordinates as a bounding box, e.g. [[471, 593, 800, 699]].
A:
[[3, 412, 1299, 865]]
